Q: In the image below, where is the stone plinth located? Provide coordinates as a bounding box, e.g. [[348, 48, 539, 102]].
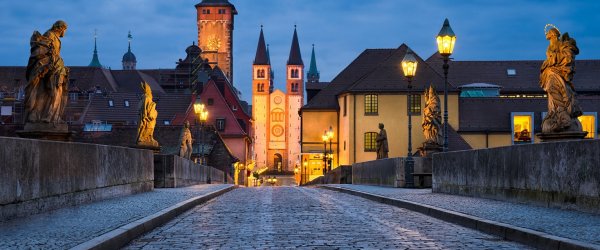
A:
[[0, 136, 154, 221], [536, 131, 588, 142], [418, 143, 443, 157], [433, 139, 600, 214], [352, 157, 431, 188], [17, 122, 74, 141]]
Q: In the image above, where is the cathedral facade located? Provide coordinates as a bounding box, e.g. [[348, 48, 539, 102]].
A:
[[252, 27, 304, 172]]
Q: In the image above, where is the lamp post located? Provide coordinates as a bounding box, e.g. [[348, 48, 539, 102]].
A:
[[322, 131, 328, 175], [193, 96, 209, 165], [302, 160, 308, 185], [436, 18, 456, 152], [327, 126, 334, 172], [401, 48, 418, 188]]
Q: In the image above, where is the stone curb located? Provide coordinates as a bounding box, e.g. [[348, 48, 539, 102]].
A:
[[71, 185, 236, 250], [319, 185, 600, 250]]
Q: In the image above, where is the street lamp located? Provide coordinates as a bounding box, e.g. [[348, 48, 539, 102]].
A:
[[436, 18, 456, 152], [302, 160, 308, 185], [322, 130, 328, 175], [327, 126, 334, 172], [401, 48, 418, 188], [194, 96, 209, 165]]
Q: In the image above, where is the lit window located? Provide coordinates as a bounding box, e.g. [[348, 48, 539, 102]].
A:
[[511, 112, 534, 144], [124, 100, 130, 107], [364, 132, 377, 152], [578, 112, 597, 139], [408, 94, 421, 115], [216, 118, 226, 131], [507, 69, 517, 76], [108, 100, 114, 107], [364, 94, 378, 115], [163, 120, 170, 125]]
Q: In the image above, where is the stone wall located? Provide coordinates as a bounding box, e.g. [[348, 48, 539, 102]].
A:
[[352, 157, 430, 188], [0, 136, 153, 221], [304, 165, 352, 186], [154, 154, 229, 188], [433, 139, 600, 214]]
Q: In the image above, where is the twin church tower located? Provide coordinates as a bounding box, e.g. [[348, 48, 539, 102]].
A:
[[196, 0, 319, 172]]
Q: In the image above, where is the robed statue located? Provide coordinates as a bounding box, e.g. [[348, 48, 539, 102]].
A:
[[136, 82, 159, 147], [422, 85, 443, 146], [179, 121, 193, 159], [24, 20, 69, 128], [376, 123, 389, 159], [539, 25, 584, 135]]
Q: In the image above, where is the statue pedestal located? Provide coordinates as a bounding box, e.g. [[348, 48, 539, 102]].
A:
[[418, 143, 443, 157], [536, 131, 588, 142], [17, 122, 74, 142], [130, 143, 162, 154]]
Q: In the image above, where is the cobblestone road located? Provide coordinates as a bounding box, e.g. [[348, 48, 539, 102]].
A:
[[126, 187, 529, 249], [0, 184, 231, 249]]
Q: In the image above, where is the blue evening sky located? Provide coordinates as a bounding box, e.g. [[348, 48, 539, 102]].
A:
[[1, 0, 599, 102]]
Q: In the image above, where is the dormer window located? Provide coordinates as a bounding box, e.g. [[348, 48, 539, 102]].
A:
[[108, 100, 114, 107], [507, 68, 517, 76], [124, 100, 130, 107]]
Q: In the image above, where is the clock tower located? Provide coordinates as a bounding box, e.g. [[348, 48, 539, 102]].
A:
[[195, 0, 237, 82]]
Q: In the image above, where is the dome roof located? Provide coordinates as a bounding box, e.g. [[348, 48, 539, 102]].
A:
[[186, 44, 202, 55], [122, 51, 136, 63]]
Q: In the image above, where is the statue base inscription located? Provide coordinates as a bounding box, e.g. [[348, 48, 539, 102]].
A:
[[536, 131, 587, 142], [418, 143, 443, 157], [17, 122, 74, 141]]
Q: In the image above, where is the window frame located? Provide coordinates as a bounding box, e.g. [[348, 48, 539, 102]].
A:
[[511, 112, 534, 145], [408, 94, 421, 115], [216, 118, 226, 131], [364, 132, 378, 152], [364, 94, 378, 115]]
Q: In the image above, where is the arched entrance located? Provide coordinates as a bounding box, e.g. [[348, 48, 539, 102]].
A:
[[274, 153, 283, 172]]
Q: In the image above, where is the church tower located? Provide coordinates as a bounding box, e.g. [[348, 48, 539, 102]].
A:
[[122, 31, 136, 70], [252, 26, 270, 170], [307, 44, 320, 83], [195, 0, 237, 82], [286, 26, 304, 171], [88, 30, 102, 68]]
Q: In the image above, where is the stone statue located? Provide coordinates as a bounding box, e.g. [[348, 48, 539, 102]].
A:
[[376, 123, 389, 159], [422, 85, 443, 146], [179, 121, 193, 159], [136, 82, 159, 147], [539, 25, 584, 135], [24, 20, 69, 129]]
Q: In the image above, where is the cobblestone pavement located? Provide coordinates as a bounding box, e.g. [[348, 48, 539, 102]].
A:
[[329, 184, 600, 246], [0, 184, 232, 249], [126, 187, 528, 249]]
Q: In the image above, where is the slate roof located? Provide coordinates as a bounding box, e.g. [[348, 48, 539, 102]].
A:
[[287, 28, 303, 66], [0, 66, 120, 93], [303, 44, 454, 110], [253, 27, 269, 65], [344, 44, 450, 93], [458, 96, 600, 132], [426, 58, 600, 94]]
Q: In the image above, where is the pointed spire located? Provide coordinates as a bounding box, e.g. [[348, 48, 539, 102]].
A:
[[253, 26, 269, 65], [88, 29, 102, 67], [307, 44, 319, 83], [287, 25, 304, 65], [127, 31, 133, 52]]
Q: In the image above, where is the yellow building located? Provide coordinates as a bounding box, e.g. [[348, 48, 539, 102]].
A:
[[301, 45, 600, 182]]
